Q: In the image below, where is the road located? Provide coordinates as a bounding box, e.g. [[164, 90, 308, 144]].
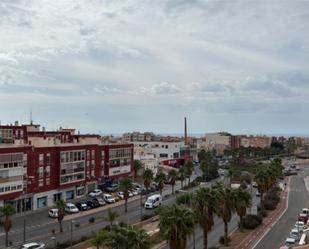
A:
[[255, 166, 309, 249]]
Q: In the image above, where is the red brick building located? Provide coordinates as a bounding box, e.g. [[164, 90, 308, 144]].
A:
[[0, 123, 133, 212]]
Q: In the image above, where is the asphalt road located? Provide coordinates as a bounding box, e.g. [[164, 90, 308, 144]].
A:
[[255, 167, 309, 249]]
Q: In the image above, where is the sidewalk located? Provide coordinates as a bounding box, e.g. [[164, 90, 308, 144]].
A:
[[235, 177, 290, 249]]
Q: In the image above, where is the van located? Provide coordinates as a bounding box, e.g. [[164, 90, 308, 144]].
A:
[[285, 237, 296, 247], [144, 194, 162, 209]]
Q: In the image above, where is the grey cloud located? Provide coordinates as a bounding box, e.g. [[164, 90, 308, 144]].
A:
[[242, 78, 294, 98], [151, 82, 180, 95]]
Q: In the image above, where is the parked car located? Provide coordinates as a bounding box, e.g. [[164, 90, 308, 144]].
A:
[[302, 208, 309, 216], [132, 183, 142, 189], [76, 202, 90, 211], [65, 203, 79, 214], [93, 197, 106, 206], [298, 213, 308, 224], [144, 194, 162, 209], [117, 191, 133, 199], [285, 237, 296, 247], [295, 221, 305, 231], [86, 200, 100, 209], [252, 182, 258, 188], [111, 192, 120, 202], [130, 190, 139, 196], [103, 193, 116, 203], [289, 228, 301, 240], [256, 191, 261, 197], [89, 189, 103, 197], [105, 184, 118, 193], [19, 242, 45, 249], [48, 208, 58, 218]]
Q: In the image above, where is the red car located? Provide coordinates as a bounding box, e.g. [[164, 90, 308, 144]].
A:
[[298, 213, 308, 224]]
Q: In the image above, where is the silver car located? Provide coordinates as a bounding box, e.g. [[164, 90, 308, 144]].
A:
[[19, 242, 45, 249]]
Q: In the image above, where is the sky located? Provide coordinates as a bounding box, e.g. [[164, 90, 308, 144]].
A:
[[0, 0, 309, 135]]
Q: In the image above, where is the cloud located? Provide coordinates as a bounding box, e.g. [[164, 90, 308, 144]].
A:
[[150, 82, 181, 95], [0, 0, 309, 133]]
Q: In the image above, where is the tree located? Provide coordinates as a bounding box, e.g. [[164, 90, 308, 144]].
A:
[[233, 187, 251, 232], [133, 160, 143, 180], [56, 199, 66, 233], [0, 204, 15, 247], [105, 208, 119, 231], [119, 177, 133, 213], [108, 223, 151, 249], [215, 183, 236, 246], [158, 205, 195, 249], [143, 169, 154, 200], [91, 230, 110, 249], [168, 169, 178, 195], [155, 169, 166, 196], [254, 168, 270, 205], [194, 187, 218, 249], [184, 160, 194, 186], [178, 165, 186, 189]]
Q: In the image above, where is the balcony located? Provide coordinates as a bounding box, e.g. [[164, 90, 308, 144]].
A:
[[0, 175, 23, 184]]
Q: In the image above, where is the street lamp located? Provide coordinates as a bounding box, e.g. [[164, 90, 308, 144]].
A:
[[70, 220, 75, 249]]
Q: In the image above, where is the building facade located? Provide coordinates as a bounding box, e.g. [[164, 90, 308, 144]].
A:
[[0, 123, 133, 212]]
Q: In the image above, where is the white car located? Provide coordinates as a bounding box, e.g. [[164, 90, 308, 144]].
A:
[[131, 190, 139, 196], [103, 194, 116, 203], [285, 237, 296, 247], [145, 194, 162, 209], [117, 191, 133, 199], [65, 203, 79, 213], [295, 221, 305, 231], [302, 208, 309, 216], [48, 208, 58, 218], [290, 228, 301, 239], [19, 242, 45, 249], [89, 189, 103, 197]]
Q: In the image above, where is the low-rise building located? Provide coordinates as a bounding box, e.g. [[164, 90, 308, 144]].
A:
[[0, 122, 133, 212]]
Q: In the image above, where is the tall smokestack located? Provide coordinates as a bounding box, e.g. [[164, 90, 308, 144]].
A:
[[184, 117, 188, 145]]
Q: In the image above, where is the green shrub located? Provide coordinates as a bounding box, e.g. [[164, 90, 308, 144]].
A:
[[241, 214, 262, 229]]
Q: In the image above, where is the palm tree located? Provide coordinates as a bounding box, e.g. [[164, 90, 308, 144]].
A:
[[184, 160, 194, 186], [254, 169, 269, 205], [56, 199, 66, 233], [215, 183, 236, 246], [168, 169, 178, 194], [0, 204, 15, 247], [91, 230, 110, 249], [233, 187, 251, 232], [178, 165, 186, 189], [108, 223, 150, 249], [119, 177, 133, 213], [143, 169, 154, 200], [193, 187, 218, 249], [105, 208, 119, 231], [158, 204, 195, 249], [133, 159, 143, 180], [155, 169, 166, 196]]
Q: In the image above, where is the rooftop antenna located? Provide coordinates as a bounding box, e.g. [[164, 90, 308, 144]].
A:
[[30, 108, 33, 125]]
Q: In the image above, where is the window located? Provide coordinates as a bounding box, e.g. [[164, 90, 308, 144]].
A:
[[38, 167, 44, 178], [66, 190, 74, 200], [37, 197, 47, 208], [46, 178, 50, 185], [46, 153, 51, 165], [45, 166, 50, 177], [39, 179, 44, 187], [39, 154, 44, 166]]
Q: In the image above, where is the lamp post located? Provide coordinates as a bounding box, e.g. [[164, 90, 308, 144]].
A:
[[70, 220, 75, 249]]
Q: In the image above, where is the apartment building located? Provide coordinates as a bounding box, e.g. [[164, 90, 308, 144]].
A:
[[0, 123, 133, 212]]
